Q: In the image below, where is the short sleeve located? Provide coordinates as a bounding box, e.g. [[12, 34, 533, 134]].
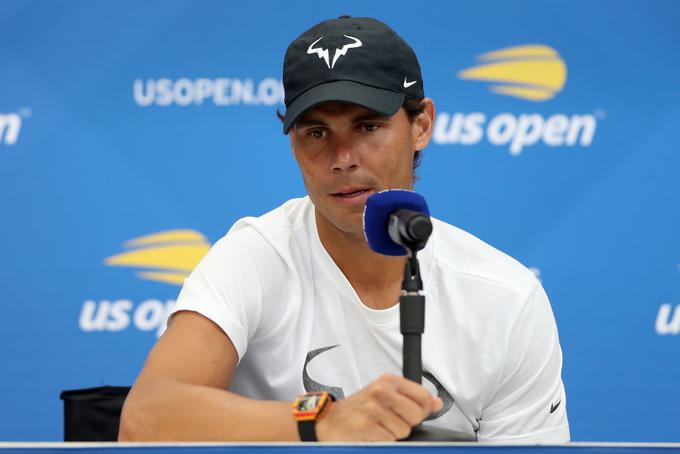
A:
[[169, 227, 265, 361], [477, 282, 570, 444]]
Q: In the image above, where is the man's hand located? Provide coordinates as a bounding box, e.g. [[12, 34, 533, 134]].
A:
[[314, 373, 443, 442]]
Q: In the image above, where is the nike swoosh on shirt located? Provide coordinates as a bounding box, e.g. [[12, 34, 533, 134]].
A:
[[302, 345, 454, 421], [403, 77, 418, 88], [550, 400, 562, 414], [303, 345, 346, 400], [422, 371, 455, 421]]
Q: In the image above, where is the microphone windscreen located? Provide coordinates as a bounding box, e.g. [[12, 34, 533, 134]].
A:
[[363, 189, 430, 256]]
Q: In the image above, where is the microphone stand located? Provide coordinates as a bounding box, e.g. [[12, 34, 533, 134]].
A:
[[399, 245, 474, 442], [400, 250, 425, 383]]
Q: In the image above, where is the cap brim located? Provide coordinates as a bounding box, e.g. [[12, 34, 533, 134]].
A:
[[283, 80, 405, 134]]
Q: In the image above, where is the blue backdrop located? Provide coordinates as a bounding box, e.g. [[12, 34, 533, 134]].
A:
[[0, 0, 679, 442]]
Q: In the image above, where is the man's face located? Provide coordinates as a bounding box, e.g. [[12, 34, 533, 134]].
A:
[[289, 100, 434, 237]]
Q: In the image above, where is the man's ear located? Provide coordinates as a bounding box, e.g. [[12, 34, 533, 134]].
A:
[[289, 129, 297, 158], [413, 98, 435, 151]]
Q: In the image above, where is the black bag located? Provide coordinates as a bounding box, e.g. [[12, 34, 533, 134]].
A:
[[60, 386, 131, 441]]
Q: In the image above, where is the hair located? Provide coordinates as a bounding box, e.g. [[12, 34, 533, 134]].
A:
[[402, 97, 427, 173], [278, 97, 427, 173]]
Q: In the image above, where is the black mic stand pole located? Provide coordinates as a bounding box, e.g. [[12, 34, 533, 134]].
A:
[[399, 245, 474, 442], [400, 249, 425, 383]]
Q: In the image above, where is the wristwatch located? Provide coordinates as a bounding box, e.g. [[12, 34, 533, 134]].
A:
[[292, 391, 335, 441]]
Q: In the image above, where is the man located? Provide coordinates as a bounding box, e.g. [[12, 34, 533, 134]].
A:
[[119, 16, 569, 443]]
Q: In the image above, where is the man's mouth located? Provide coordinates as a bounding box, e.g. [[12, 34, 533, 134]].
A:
[[331, 187, 371, 198]]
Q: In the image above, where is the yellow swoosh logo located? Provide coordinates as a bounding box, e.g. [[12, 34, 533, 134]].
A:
[[105, 229, 210, 285], [458, 44, 567, 101]]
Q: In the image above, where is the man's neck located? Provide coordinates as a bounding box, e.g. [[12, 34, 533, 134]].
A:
[[315, 208, 405, 310]]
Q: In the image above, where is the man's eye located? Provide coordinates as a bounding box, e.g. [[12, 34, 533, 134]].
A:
[[309, 129, 325, 139], [362, 123, 379, 132]]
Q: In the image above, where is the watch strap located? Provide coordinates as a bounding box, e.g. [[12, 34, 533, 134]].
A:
[[297, 420, 318, 442], [293, 392, 335, 442]]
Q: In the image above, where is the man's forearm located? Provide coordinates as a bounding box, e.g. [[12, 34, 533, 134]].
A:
[[118, 379, 298, 441]]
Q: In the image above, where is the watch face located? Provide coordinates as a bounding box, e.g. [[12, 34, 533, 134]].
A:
[[296, 394, 321, 412], [293, 392, 331, 421]]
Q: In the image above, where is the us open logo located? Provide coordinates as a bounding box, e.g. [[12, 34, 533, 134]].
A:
[[654, 263, 680, 336], [656, 304, 680, 335], [434, 44, 601, 156], [79, 230, 210, 337], [0, 109, 30, 146], [458, 44, 566, 101], [134, 78, 284, 107]]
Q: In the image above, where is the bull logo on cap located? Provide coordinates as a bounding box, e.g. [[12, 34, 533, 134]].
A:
[[307, 35, 362, 69]]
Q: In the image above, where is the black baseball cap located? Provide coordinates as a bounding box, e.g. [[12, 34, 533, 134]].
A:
[[282, 16, 425, 134]]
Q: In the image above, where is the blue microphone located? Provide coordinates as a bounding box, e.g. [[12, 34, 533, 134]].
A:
[[363, 189, 432, 256]]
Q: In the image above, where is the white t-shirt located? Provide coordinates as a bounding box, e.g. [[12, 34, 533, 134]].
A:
[[171, 197, 570, 443]]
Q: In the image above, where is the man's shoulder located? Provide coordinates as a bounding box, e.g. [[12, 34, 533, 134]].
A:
[[191, 197, 312, 300], [228, 196, 312, 237], [208, 197, 312, 267], [430, 218, 538, 296]]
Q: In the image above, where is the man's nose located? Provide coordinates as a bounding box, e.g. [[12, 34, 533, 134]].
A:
[[329, 138, 359, 173]]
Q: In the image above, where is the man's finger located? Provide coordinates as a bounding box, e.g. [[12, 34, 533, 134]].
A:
[[392, 377, 436, 414], [363, 423, 398, 442], [368, 400, 413, 440], [432, 396, 444, 413], [383, 389, 429, 426]]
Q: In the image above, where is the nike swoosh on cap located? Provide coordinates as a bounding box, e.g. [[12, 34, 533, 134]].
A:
[[403, 77, 418, 88]]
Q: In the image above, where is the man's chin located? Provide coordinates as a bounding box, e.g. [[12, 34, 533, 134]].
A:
[[314, 205, 365, 238]]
